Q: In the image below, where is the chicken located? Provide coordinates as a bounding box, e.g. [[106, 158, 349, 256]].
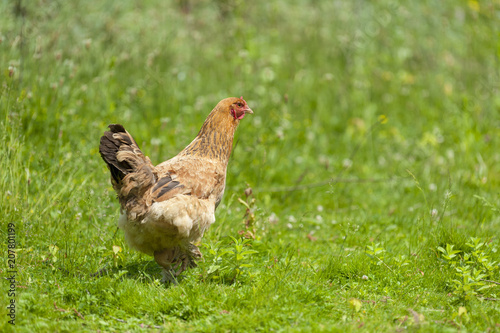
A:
[[99, 97, 253, 283]]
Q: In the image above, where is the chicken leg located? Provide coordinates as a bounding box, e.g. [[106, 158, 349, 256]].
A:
[[154, 244, 202, 284]]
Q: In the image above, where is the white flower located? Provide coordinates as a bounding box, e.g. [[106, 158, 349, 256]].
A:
[[269, 212, 279, 223], [342, 158, 353, 168]]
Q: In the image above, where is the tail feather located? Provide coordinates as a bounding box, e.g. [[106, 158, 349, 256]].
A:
[[99, 124, 156, 219], [99, 124, 140, 183]]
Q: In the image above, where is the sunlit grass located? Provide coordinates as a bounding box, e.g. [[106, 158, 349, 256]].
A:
[[1, 0, 499, 331]]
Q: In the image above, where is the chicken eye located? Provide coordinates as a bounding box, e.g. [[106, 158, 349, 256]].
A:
[[237, 102, 242, 107]]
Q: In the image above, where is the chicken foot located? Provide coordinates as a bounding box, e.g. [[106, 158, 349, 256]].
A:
[[154, 244, 202, 284]]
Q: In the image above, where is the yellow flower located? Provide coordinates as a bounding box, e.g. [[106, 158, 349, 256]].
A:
[[468, 0, 480, 12], [349, 298, 362, 312], [378, 115, 388, 124]]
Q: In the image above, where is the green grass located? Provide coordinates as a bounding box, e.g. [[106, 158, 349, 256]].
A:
[[1, 0, 500, 331]]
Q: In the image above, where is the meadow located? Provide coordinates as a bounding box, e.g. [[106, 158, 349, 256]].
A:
[[1, 0, 499, 331]]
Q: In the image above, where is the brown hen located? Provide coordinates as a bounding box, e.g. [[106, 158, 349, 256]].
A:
[[99, 97, 253, 283]]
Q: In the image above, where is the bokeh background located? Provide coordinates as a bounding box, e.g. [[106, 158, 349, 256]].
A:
[[1, 0, 499, 331]]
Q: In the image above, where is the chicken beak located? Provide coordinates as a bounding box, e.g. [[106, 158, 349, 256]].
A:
[[244, 106, 253, 114]]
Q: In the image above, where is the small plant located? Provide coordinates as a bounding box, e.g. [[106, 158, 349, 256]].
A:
[[41, 245, 60, 270], [437, 244, 461, 261], [365, 242, 398, 275], [238, 185, 257, 239], [437, 237, 499, 299], [202, 236, 258, 283], [452, 306, 470, 325], [365, 242, 386, 265], [104, 245, 125, 268]]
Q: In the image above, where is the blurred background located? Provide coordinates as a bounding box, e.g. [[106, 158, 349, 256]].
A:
[[0, 0, 499, 329], [3, 0, 497, 222], [2, 0, 500, 269], [2, 0, 500, 265]]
